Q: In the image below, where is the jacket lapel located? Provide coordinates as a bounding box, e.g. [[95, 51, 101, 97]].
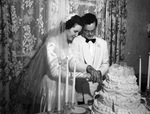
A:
[[93, 41, 103, 69]]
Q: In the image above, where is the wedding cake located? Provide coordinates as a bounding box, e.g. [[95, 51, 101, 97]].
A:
[[91, 64, 148, 114]]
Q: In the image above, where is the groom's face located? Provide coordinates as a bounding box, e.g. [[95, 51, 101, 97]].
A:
[[83, 22, 96, 39]]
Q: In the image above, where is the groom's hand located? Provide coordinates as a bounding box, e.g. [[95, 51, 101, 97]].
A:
[[86, 65, 102, 83]]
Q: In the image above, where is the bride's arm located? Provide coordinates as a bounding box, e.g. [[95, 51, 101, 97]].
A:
[[69, 57, 91, 79], [46, 42, 71, 79], [46, 42, 61, 78]]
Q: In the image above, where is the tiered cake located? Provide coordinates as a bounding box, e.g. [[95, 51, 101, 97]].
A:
[[92, 64, 148, 114]]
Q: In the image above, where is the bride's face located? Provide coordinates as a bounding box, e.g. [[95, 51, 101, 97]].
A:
[[67, 24, 82, 43]]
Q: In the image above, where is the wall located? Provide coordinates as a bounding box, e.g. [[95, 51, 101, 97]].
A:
[[125, 0, 150, 75], [124, 0, 150, 91]]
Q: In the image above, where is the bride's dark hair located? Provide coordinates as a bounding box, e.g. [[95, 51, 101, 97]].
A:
[[60, 15, 83, 33], [66, 15, 83, 29]]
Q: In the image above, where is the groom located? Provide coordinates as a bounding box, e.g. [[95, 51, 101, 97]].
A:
[[71, 13, 109, 104]]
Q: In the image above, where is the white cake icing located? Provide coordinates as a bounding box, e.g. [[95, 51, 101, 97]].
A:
[[71, 106, 86, 114], [91, 64, 148, 114]]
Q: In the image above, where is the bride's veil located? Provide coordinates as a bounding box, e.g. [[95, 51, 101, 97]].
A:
[[11, 11, 76, 113]]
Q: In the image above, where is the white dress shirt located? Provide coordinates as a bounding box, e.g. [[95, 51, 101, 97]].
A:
[[88, 41, 95, 64]]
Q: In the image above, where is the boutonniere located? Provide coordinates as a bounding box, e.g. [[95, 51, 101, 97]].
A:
[[97, 43, 101, 47]]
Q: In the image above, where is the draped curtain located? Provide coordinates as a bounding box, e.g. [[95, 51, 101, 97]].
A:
[[0, 0, 127, 113], [105, 0, 127, 64]]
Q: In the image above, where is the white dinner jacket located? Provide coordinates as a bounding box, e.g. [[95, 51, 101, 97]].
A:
[[70, 35, 109, 76]]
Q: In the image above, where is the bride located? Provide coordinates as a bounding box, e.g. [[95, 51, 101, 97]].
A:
[[11, 14, 85, 114]]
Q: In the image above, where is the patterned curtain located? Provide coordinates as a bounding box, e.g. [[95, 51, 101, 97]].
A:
[[0, 0, 49, 113], [105, 0, 127, 64], [0, 0, 127, 113]]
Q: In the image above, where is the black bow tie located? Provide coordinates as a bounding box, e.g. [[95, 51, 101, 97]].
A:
[[85, 38, 96, 43]]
